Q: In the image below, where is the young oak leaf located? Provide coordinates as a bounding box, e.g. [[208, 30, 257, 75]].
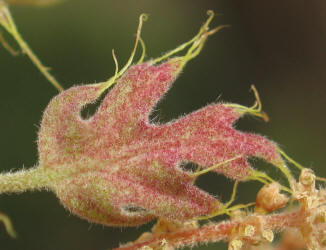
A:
[[36, 13, 290, 226], [0, 12, 292, 228]]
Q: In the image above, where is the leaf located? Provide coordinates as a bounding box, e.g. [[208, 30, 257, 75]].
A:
[[35, 12, 288, 226]]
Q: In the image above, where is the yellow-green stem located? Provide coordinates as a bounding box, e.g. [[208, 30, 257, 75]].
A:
[[0, 167, 51, 194], [0, 3, 64, 91], [0, 212, 17, 238]]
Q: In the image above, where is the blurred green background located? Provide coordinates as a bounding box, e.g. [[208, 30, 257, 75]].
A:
[[0, 0, 326, 249]]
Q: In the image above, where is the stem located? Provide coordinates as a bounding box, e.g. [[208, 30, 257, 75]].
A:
[[0, 3, 64, 92], [116, 221, 234, 250], [192, 155, 242, 177], [0, 167, 51, 194], [0, 212, 17, 238], [99, 14, 147, 92], [115, 210, 304, 250]]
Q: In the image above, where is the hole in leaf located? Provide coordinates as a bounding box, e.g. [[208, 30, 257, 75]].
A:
[[80, 88, 109, 120], [122, 205, 147, 214], [179, 162, 198, 173]]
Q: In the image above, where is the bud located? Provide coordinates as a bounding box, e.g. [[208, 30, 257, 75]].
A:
[[255, 183, 289, 214], [229, 239, 243, 250], [262, 229, 274, 242], [294, 168, 317, 204], [299, 168, 315, 189], [243, 225, 256, 237]]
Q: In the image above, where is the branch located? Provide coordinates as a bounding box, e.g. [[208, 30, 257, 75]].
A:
[[115, 209, 305, 250]]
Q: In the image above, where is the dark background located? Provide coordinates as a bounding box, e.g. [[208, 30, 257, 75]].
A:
[[0, 0, 326, 249]]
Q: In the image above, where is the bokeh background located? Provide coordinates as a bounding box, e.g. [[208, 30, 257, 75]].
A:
[[0, 0, 326, 249]]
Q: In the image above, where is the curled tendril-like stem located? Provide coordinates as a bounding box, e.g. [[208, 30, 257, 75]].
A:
[[0, 212, 17, 238], [246, 169, 293, 193], [196, 180, 256, 221], [192, 155, 243, 177], [111, 49, 119, 77], [277, 148, 326, 184], [136, 37, 146, 65], [98, 10, 229, 95], [99, 14, 148, 92], [0, 0, 63, 91], [225, 85, 269, 122], [152, 10, 216, 65], [152, 10, 230, 75]]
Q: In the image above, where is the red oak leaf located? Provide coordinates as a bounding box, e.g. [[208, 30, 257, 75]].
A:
[[36, 28, 287, 226]]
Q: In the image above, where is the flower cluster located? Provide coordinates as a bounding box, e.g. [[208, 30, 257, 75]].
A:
[[118, 168, 326, 250]]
